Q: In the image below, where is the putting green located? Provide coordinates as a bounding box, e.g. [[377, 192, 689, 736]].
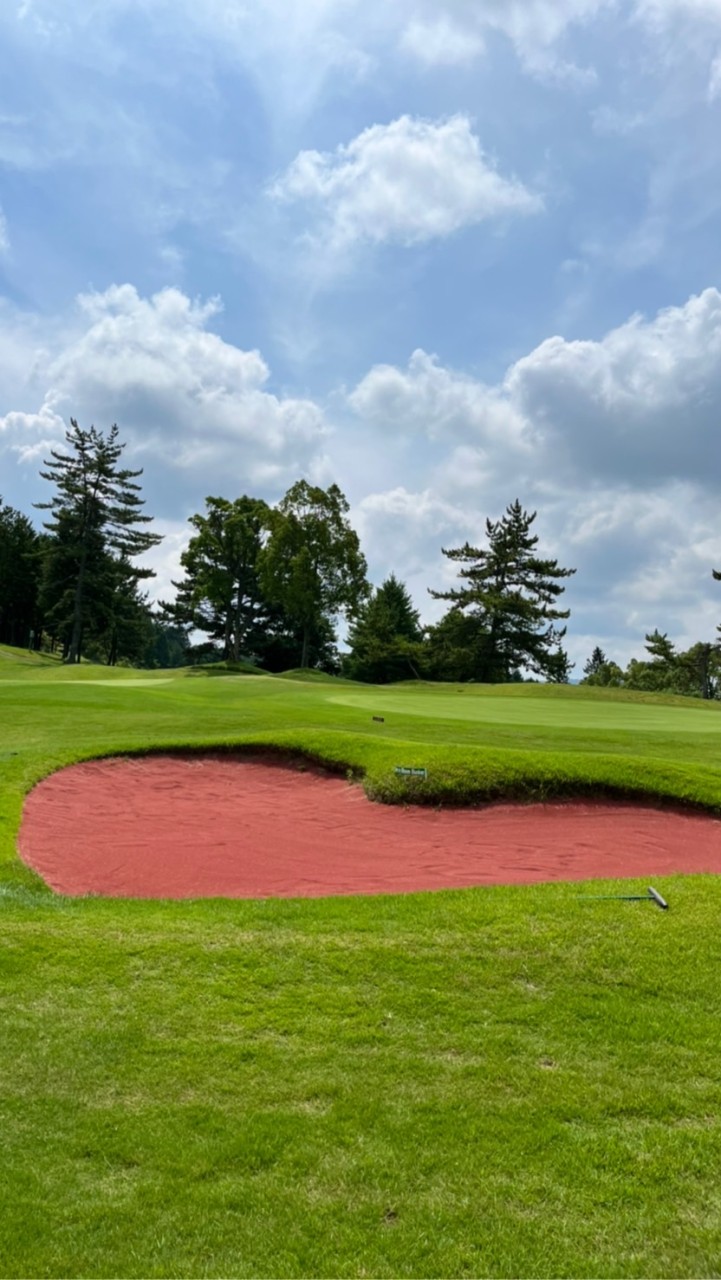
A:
[[330, 687, 721, 733]]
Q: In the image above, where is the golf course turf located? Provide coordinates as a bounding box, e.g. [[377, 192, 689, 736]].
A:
[[2, 646, 721, 1278]]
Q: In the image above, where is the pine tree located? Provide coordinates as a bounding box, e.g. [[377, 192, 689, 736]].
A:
[[583, 646, 607, 678], [430, 499, 575, 682], [36, 420, 161, 663], [344, 573, 424, 683]]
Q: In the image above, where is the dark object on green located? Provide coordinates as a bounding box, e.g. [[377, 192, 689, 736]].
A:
[[578, 885, 668, 910], [373, 716, 385, 722]]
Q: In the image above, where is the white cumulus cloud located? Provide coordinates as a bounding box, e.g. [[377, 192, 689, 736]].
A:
[[344, 288, 721, 663], [400, 16, 485, 66], [350, 288, 721, 492], [399, 0, 609, 76], [349, 348, 532, 453], [506, 287, 721, 485], [0, 285, 332, 513], [271, 114, 542, 252]]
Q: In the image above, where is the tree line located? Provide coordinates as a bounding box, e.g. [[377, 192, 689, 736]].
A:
[[581, 633, 721, 700], [1, 418, 720, 691]]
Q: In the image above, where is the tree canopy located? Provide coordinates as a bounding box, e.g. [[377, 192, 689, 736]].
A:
[[259, 480, 369, 669], [35, 420, 161, 663], [0, 498, 44, 648], [163, 495, 272, 663], [429, 500, 575, 682], [344, 573, 424, 683]]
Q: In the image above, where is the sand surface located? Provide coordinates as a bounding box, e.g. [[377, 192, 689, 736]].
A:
[[18, 754, 721, 899]]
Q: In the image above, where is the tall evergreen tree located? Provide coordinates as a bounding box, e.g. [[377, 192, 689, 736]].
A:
[[38, 507, 107, 657], [344, 573, 424, 683], [429, 500, 575, 682], [424, 608, 489, 683], [36, 420, 161, 662], [87, 555, 155, 666], [583, 646, 607, 678]]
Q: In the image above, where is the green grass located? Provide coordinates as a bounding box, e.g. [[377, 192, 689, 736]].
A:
[[1, 646, 721, 1277]]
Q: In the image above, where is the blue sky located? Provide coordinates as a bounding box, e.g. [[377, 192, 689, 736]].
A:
[[1, 0, 721, 668]]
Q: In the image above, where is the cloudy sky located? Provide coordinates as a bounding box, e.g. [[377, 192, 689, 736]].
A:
[[2, 0, 721, 669]]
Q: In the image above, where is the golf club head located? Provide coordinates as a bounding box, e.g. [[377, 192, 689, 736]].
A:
[[647, 886, 668, 910]]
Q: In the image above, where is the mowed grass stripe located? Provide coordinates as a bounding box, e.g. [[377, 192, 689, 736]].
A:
[[1, 646, 721, 1276]]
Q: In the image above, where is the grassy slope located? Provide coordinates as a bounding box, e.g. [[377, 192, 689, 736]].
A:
[[2, 647, 721, 1277]]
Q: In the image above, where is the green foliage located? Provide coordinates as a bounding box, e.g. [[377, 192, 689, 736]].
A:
[[344, 573, 424, 683], [163, 495, 273, 662], [83, 559, 155, 667], [138, 619, 190, 669], [0, 497, 43, 648], [258, 612, 341, 674], [583, 660, 624, 688], [36, 420, 161, 663], [682, 641, 720, 700], [424, 607, 493, 682], [583, 645, 606, 676], [582, 647, 624, 688], [623, 631, 721, 700], [430, 499, 575, 683], [38, 507, 108, 655], [259, 480, 369, 668]]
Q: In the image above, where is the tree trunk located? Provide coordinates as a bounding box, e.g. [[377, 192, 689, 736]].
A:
[[699, 645, 711, 699], [232, 589, 241, 662], [223, 598, 233, 661], [66, 545, 88, 664], [301, 623, 311, 669]]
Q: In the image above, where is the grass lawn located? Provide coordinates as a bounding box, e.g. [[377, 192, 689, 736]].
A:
[[1, 647, 721, 1277]]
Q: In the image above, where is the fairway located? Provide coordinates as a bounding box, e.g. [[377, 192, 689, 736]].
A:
[[2, 650, 721, 1278]]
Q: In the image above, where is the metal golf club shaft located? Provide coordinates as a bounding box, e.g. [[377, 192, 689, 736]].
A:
[[578, 886, 668, 910]]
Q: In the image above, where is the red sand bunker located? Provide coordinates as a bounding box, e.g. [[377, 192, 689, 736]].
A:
[[18, 754, 721, 900]]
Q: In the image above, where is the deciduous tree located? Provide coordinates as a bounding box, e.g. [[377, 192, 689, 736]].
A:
[[259, 480, 368, 669], [163, 496, 272, 662]]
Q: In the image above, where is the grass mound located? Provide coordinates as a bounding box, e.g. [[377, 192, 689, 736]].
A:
[[0, 643, 61, 669], [277, 667, 356, 683], [183, 658, 269, 677]]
